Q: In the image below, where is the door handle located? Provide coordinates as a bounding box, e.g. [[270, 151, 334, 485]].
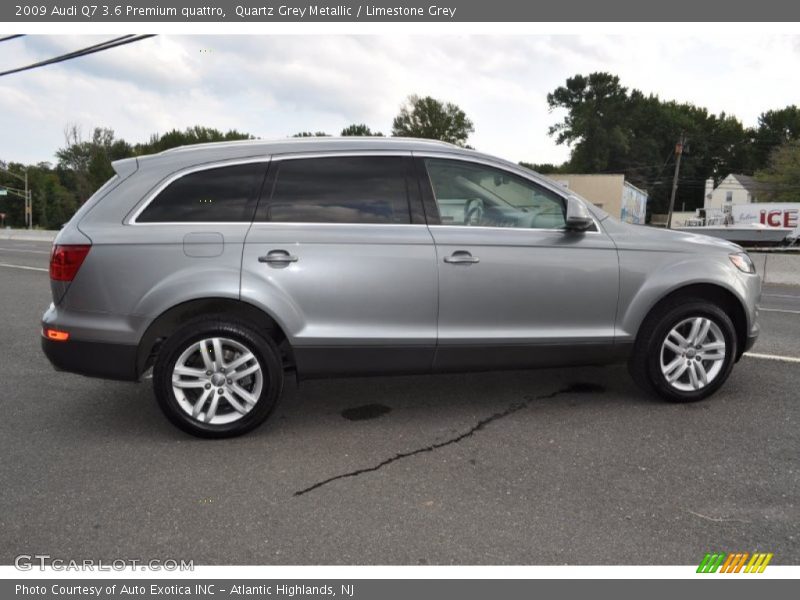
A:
[[444, 251, 479, 265], [258, 250, 298, 264]]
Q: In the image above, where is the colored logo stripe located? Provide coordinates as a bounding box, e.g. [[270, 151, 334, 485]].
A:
[[745, 553, 773, 573], [697, 553, 725, 573], [697, 552, 773, 573], [720, 553, 748, 573]]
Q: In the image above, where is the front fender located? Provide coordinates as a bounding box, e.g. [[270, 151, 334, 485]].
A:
[[616, 251, 754, 341]]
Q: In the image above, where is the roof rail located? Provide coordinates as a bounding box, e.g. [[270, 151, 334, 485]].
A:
[[159, 136, 458, 154]]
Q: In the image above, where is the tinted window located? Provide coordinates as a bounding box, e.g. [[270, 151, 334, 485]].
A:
[[267, 156, 411, 224], [137, 163, 266, 223], [425, 159, 567, 230]]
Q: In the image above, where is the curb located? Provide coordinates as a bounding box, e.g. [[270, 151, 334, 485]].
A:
[[0, 230, 58, 242]]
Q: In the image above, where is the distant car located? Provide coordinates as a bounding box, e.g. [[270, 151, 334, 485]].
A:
[[41, 138, 761, 437]]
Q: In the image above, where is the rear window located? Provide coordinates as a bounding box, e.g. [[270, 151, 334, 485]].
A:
[[136, 163, 266, 223], [264, 156, 411, 224]]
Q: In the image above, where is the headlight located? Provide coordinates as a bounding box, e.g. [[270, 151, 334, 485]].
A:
[[729, 252, 756, 274]]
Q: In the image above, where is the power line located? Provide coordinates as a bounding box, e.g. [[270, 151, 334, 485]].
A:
[[0, 34, 156, 78], [0, 35, 25, 43]]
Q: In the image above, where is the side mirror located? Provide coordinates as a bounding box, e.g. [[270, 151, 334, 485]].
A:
[[565, 196, 594, 231]]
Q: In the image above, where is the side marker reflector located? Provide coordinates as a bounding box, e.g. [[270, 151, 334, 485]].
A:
[[44, 328, 70, 342]]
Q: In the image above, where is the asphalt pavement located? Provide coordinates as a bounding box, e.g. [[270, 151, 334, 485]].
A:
[[0, 238, 797, 565]]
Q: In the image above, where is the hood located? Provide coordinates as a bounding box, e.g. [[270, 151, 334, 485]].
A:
[[602, 219, 743, 254]]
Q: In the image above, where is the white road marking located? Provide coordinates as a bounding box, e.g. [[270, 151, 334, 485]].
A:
[[0, 247, 49, 254], [0, 262, 48, 272], [760, 308, 800, 315], [744, 352, 800, 364]]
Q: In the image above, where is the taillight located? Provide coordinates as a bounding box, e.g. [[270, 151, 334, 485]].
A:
[[43, 328, 70, 341], [49, 244, 91, 282]]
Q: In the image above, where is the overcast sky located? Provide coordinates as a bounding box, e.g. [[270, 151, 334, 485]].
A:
[[1, 34, 799, 166]]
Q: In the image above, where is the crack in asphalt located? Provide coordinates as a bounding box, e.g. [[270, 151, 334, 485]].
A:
[[293, 382, 603, 497]]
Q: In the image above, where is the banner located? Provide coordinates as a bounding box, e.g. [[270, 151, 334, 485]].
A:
[[4, 0, 800, 23]]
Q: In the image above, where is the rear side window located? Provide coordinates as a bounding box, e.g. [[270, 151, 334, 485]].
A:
[[265, 156, 411, 224], [136, 163, 266, 223]]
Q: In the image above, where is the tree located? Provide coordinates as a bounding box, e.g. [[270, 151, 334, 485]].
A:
[[391, 95, 474, 146], [134, 126, 253, 155], [0, 161, 29, 227], [547, 73, 631, 172], [55, 126, 132, 203], [545, 72, 754, 213], [340, 124, 383, 137], [755, 141, 800, 202], [519, 161, 563, 174], [292, 131, 330, 138], [751, 106, 800, 170]]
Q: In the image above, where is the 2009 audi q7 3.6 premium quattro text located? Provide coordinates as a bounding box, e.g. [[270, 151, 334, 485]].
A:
[[41, 138, 760, 437]]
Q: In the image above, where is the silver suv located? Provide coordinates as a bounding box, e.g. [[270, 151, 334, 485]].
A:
[[41, 138, 760, 437]]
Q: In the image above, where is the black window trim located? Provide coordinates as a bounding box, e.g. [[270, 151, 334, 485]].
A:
[[128, 157, 271, 225]]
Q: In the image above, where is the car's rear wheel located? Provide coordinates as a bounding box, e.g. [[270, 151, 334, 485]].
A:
[[629, 298, 738, 402], [153, 318, 283, 438]]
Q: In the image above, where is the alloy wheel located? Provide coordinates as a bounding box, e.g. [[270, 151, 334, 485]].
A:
[[171, 337, 263, 425], [659, 317, 726, 392]]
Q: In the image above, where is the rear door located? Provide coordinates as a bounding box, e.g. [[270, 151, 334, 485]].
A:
[[241, 153, 438, 376], [417, 155, 620, 371]]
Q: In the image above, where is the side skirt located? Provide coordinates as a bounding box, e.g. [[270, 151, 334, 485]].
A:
[[294, 342, 633, 379]]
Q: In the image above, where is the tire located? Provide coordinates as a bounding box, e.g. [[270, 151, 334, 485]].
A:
[[628, 297, 738, 403], [153, 317, 284, 438]]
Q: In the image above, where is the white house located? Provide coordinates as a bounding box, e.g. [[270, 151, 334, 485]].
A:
[[704, 174, 761, 212]]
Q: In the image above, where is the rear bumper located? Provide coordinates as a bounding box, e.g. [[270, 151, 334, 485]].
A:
[[41, 335, 138, 381]]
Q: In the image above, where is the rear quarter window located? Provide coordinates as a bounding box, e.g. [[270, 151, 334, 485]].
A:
[[136, 163, 267, 223]]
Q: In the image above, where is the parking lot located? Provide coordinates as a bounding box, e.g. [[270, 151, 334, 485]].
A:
[[0, 237, 797, 565]]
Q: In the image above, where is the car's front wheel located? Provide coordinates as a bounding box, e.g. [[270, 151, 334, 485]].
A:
[[629, 298, 738, 402], [153, 318, 284, 438]]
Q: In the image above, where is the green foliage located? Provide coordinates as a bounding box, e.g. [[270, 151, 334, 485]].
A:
[[755, 141, 800, 202], [1, 125, 256, 229], [340, 124, 383, 137], [5, 88, 800, 229], [544, 73, 795, 213], [134, 126, 253, 155], [518, 162, 564, 174], [391, 95, 474, 146], [55, 126, 132, 202], [751, 106, 800, 169], [547, 73, 631, 172]]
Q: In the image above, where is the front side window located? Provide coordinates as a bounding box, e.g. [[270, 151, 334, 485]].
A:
[[425, 159, 566, 230], [266, 156, 411, 224], [136, 163, 266, 223]]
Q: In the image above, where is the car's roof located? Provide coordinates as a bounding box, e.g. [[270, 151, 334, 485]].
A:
[[111, 136, 526, 181], [161, 136, 459, 155], [110, 137, 577, 204], [133, 137, 483, 167]]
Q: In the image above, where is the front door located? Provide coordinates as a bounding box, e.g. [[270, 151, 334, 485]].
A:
[[418, 156, 620, 371]]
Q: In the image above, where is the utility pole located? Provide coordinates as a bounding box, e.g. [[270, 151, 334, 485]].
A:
[[24, 170, 31, 230], [666, 133, 685, 229]]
